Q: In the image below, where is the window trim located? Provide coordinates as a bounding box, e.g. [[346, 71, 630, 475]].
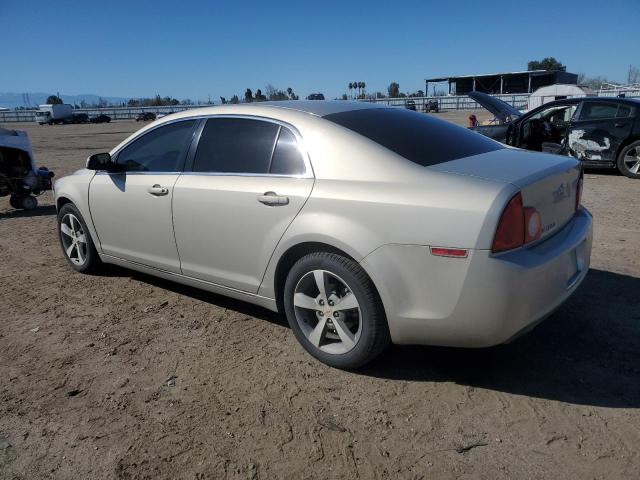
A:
[[109, 117, 200, 174], [183, 114, 314, 179]]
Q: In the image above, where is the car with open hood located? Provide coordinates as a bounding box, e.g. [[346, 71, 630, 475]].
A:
[[470, 91, 640, 178], [54, 101, 592, 369]]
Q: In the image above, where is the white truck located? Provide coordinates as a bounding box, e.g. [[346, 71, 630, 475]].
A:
[[34, 104, 73, 125]]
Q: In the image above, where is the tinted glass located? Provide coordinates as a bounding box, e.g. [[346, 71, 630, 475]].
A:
[[529, 104, 576, 123], [117, 120, 196, 172], [270, 127, 306, 175], [617, 104, 633, 118], [579, 103, 618, 120], [194, 118, 279, 173], [324, 108, 502, 166]]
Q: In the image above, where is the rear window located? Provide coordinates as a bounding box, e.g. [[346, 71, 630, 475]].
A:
[[324, 108, 503, 166]]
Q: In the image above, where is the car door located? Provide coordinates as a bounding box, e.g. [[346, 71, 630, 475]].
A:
[[513, 102, 577, 151], [172, 116, 314, 293], [567, 101, 633, 164], [89, 119, 197, 272]]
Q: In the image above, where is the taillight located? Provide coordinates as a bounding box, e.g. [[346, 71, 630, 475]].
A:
[[492, 193, 524, 253], [575, 168, 583, 212]]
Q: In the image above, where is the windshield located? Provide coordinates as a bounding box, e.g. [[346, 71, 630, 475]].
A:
[[324, 108, 503, 167]]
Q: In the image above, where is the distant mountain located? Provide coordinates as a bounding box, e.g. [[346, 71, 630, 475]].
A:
[[0, 92, 131, 109]]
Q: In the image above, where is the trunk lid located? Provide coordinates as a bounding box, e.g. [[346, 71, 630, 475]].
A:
[[431, 148, 581, 243]]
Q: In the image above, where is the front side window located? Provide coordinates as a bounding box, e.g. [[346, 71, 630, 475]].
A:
[[529, 104, 577, 124], [193, 118, 280, 174], [579, 102, 618, 120], [117, 120, 196, 172]]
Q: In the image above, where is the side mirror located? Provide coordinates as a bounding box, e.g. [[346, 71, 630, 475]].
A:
[[86, 153, 116, 171]]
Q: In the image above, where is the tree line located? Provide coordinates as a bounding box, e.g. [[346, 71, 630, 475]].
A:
[[220, 85, 299, 104]]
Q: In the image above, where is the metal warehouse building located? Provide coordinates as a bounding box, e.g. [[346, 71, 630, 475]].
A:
[[425, 70, 578, 95]]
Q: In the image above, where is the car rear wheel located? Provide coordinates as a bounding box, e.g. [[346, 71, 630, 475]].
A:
[[57, 203, 101, 273], [617, 141, 640, 179], [283, 252, 390, 369], [20, 195, 37, 210], [9, 194, 21, 209]]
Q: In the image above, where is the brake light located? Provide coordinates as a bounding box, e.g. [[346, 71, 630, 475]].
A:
[[492, 193, 524, 253], [575, 169, 583, 212]]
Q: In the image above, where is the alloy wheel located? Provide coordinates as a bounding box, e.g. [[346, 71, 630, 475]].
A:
[[624, 146, 640, 174], [60, 213, 88, 266], [293, 269, 362, 354]]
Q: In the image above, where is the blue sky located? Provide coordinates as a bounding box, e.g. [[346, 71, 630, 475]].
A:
[[2, 0, 639, 101]]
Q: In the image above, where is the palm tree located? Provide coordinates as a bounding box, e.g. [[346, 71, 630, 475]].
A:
[[348, 82, 353, 99], [361, 81, 366, 98]]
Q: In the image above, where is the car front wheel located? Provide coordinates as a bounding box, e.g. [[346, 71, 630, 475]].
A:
[[617, 140, 640, 179], [283, 252, 390, 369], [57, 203, 101, 273]]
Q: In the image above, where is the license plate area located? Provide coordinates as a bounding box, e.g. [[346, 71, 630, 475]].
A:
[[566, 241, 586, 289]]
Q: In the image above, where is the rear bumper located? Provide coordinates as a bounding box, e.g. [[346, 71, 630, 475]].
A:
[[360, 208, 593, 347]]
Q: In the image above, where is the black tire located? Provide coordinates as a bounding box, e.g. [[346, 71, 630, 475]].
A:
[[57, 203, 102, 273], [283, 252, 390, 369], [20, 195, 37, 210], [617, 140, 640, 179], [9, 194, 21, 209]]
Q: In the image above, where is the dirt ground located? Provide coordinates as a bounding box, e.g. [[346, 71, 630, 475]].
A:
[[1, 111, 639, 479]]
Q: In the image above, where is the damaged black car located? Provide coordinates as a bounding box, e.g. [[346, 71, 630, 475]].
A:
[[470, 91, 640, 179]]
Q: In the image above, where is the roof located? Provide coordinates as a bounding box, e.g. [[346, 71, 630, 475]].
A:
[[531, 96, 640, 109], [426, 70, 572, 82], [178, 100, 384, 119]]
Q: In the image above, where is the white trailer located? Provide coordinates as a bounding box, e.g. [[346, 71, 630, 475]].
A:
[[34, 104, 73, 125]]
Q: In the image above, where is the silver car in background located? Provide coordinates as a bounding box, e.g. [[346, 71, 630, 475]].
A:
[[54, 101, 592, 369]]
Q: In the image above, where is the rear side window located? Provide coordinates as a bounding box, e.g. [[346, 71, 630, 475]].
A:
[[616, 104, 633, 118], [270, 127, 306, 175], [117, 120, 196, 172], [194, 118, 279, 173], [324, 108, 502, 166], [579, 102, 618, 120]]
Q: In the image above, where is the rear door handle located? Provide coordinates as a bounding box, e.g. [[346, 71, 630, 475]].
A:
[[614, 123, 626, 128], [148, 184, 169, 196], [257, 191, 289, 206]]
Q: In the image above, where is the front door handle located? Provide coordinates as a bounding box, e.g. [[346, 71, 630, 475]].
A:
[[614, 123, 626, 128], [257, 191, 289, 206], [148, 184, 169, 196]]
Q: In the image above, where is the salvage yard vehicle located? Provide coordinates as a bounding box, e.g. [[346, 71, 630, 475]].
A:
[[470, 91, 640, 178], [69, 113, 89, 124], [34, 103, 73, 125], [90, 114, 111, 123], [1, 127, 54, 210], [136, 112, 156, 122], [54, 101, 592, 369], [425, 100, 439, 113]]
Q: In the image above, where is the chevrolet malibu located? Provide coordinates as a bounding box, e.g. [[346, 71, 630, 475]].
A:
[[54, 101, 593, 369]]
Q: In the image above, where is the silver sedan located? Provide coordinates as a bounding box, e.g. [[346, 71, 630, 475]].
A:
[[54, 101, 593, 369]]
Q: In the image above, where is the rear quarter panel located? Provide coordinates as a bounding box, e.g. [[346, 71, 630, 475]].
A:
[[257, 118, 513, 299]]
